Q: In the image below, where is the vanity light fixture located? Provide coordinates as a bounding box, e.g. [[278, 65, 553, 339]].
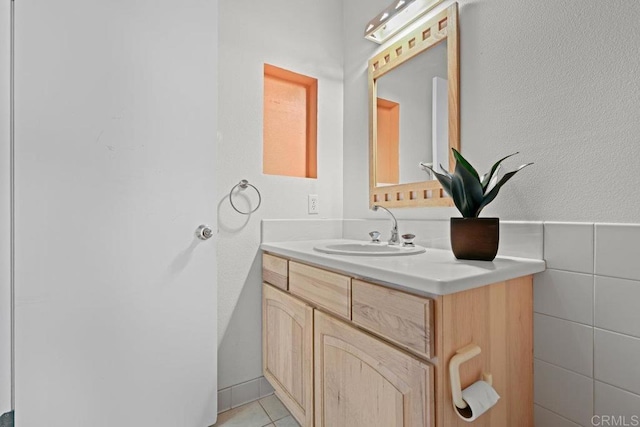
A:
[[364, 0, 444, 44]]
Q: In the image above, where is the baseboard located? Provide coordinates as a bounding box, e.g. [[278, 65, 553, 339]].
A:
[[217, 376, 274, 414]]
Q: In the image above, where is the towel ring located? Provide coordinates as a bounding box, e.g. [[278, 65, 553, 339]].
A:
[[229, 179, 262, 215]]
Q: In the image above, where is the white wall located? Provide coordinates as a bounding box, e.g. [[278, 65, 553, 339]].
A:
[[217, 0, 344, 389], [343, 0, 640, 223], [0, 0, 11, 415]]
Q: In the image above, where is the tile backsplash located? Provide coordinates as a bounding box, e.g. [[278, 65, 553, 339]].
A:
[[342, 219, 544, 259], [535, 222, 640, 426], [264, 218, 544, 260]]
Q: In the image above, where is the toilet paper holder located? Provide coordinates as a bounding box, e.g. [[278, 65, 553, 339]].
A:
[[449, 343, 493, 410]]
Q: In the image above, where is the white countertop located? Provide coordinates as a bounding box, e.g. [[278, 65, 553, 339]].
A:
[[261, 239, 546, 296]]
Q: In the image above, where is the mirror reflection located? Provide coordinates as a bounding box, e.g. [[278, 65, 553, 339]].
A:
[[375, 40, 448, 187]]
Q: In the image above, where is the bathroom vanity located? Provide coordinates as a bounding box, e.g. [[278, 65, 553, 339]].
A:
[[260, 240, 545, 427]]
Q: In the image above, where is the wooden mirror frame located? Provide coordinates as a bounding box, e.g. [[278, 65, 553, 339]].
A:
[[369, 3, 459, 209]]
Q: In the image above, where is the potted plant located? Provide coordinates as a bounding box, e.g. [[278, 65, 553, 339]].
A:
[[421, 149, 532, 261]]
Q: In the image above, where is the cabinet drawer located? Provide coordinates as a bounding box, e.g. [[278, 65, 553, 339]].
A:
[[263, 253, 288, 290], [352, 279, 434, 359], [289, 262, 351, 319]]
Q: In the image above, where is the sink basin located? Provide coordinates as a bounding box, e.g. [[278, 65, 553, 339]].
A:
[[313, 242, 426, 256]]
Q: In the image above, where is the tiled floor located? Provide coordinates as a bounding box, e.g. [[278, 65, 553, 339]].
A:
[[212, 395, 301, 427]]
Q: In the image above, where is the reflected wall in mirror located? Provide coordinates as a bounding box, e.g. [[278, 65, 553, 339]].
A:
[[375, 40, 447, 186], [369, 3, 459, 208]]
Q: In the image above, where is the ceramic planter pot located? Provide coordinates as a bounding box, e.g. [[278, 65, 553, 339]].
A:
[[450, 217, 500, 261]]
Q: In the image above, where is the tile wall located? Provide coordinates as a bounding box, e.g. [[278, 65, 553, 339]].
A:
[[534, 223, 640, 426]]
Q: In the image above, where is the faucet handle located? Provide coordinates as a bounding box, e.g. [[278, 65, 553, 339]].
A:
[[369, 231, 381, 243], [402, 234, 416, 247]]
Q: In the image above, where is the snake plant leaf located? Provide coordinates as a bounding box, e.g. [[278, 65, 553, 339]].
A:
[[451, 173, 473, 217], [439, 163, 452, 178], [419, 162, 434, 173], [455, 156, 484, 216], [480, 171, 490, 185], [476, 163, 534, 216], [484, 164, 502, 195], [452, 148, 480, 183], [420, 162, 453, 196], [481, 152, 519, 191], [423, 153, 531, 218]]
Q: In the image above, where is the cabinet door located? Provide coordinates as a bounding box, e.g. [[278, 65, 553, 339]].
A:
[[314, 311, 434, 427], [263, 284, 313, 427]]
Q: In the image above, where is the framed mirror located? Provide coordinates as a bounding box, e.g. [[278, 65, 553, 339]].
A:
[[369, 3, 459, 208]]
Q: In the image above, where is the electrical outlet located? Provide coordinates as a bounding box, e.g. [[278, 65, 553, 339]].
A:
[[308, 194, 319, 214]]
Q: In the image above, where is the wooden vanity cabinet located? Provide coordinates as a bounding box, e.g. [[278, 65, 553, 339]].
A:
[[261, 253, 534, 427], [262, 283, 314, 427]]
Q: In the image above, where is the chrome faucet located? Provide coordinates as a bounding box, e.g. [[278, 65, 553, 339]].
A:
[[372, 205, 399, 245]]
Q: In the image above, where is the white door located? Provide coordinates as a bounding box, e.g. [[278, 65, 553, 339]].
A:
[[13, 1, 218, 426]]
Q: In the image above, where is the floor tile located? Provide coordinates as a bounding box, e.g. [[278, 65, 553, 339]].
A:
[[259, 394, 290, 421], [274, 416, 301, 427], [214, 401, 271, 427]]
